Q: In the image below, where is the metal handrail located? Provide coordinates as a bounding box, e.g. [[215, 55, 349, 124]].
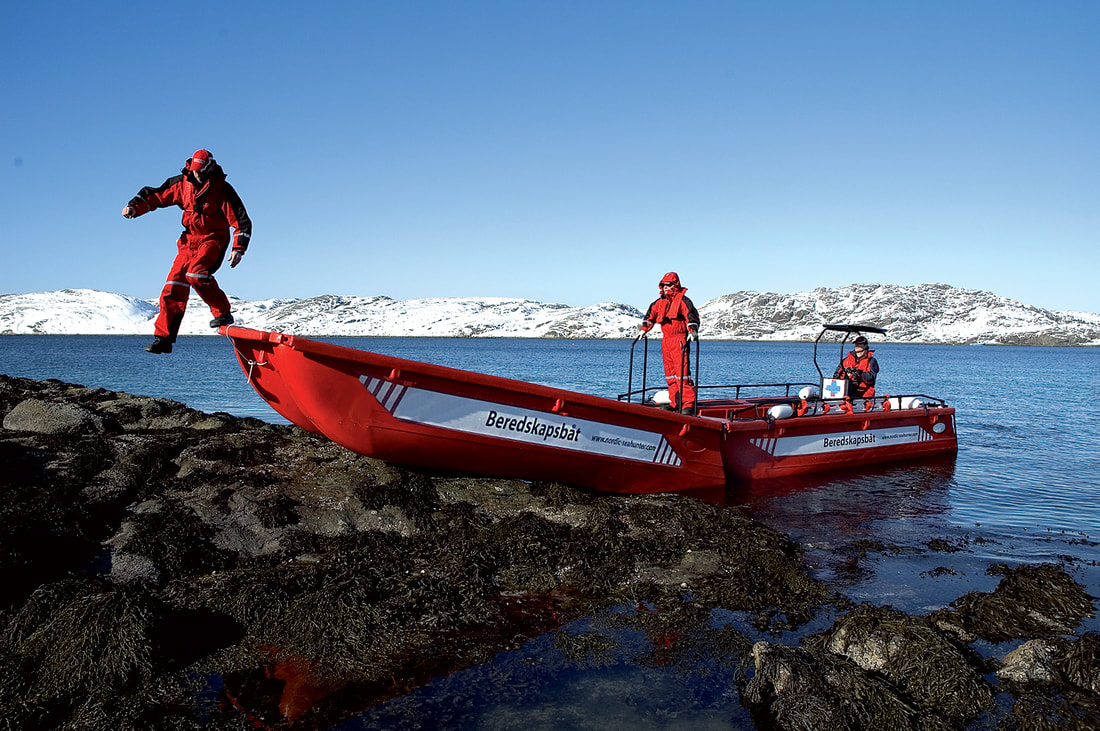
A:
[[625, 334, 649, 405], [620, 333, 700, 414], [814, 323, 888, 382], [694, 381, 819, 400]]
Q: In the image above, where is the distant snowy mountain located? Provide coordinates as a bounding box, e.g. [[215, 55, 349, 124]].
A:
[[697, 283, 1100, 345], [1, 285, 1098, 345], [0, 290, 158, 334]]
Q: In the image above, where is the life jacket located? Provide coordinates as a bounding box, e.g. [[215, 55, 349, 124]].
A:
[[641, 272, 699, 336], [650, 292, 691, 333], [180, 167, 230, 238], [840, 349, 876, 397]]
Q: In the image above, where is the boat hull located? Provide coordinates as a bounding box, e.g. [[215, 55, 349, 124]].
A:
[[224, 327, 726, 494], [223, 327, 957, 493], [721, 407, 957, 482]]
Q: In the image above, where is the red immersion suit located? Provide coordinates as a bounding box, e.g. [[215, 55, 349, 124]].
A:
[[126, 155, 251, 341], [834, 348, 879, 398], [640, 272, 700, 410]]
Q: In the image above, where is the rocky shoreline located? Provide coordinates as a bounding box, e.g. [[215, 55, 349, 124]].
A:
[[1, 373, 1097, 729]]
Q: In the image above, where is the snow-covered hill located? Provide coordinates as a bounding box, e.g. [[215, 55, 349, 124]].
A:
[[1, 284, 1098, 345], [696, 283, 1100, 345]]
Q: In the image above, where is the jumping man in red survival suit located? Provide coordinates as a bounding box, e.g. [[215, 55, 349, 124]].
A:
[[833, 335, 880, 398], [122, 149, 252, 354], [639, 272, 700, 412]]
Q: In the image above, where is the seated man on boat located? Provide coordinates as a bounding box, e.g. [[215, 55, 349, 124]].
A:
[[833, 335, 879, 398], [639, 272, 700, 412]]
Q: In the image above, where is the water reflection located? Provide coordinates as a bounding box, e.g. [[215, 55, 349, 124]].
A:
[[721, 456, 959, 546], [338, 610, 757, 730]]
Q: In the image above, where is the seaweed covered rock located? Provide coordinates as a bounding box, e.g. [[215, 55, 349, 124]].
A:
[[816, 604, 995, 723], [745, 604, 995, 730], [744, 641, 919, 730], [6, 373, 1097, 729], [930, 562, 1096, 643], [998, 633, 1100, 730], [0, 374, 829, 729], [0, 578, 162, 730]]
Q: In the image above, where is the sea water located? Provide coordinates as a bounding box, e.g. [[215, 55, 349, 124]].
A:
[[2, 335, 1096, 532], [2, 335, 1099, 728]]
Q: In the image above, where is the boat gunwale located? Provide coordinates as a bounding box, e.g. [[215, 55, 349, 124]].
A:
[[223, 325, 727, 431], [222, 326, 958, 490], [225, 325, 956, 432]]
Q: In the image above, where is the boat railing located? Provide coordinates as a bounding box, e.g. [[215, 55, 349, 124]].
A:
[[692, 382, 817, 419], [696, 382, 818, 401], [620, 334, 701, 414], [702, 391, 951, 421], [875, 394, 950, 409], [620, 332, 951, 419], [622, 333, 650, 405]]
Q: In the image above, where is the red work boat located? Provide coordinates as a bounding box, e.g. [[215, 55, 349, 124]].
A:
[[221, 324, 956, 494]]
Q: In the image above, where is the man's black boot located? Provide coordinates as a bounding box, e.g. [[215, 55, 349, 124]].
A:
[[210, 314, 235, 328], [145, 336, 173, 354]]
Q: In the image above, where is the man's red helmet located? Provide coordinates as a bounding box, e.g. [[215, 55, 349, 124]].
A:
[[659, 272, 682, 293], [185, 149, 214, 173]]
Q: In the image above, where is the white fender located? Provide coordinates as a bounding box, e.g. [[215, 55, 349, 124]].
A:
[[767, 403, 795, 420], [653, 390, 671, 406], [798, 385, 820, 400]]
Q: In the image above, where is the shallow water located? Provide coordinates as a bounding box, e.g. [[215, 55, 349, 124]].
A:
[[3, 335, 1099, 727]]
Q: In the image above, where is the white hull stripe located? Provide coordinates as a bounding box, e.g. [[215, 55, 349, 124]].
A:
[[360, 375, 408, 413], [750, 436, 779, 455], [654, 437, 681, 466], [358, 374, 681, 465], [750, 425, 931, 458]]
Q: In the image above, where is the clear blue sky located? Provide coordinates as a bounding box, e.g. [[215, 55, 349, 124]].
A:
[[2, 1, 1097, 313]]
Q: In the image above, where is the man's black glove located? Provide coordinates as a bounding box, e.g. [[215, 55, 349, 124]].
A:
[[845, 367, 861, 381]]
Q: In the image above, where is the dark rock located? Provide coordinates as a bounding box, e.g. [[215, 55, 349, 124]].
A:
[[3, 397, 114, 435], [929, 562, 1096, 643], [817, 604, 995, 722], [0, 374, 828, 728], [997, 633, 1100, 730], [745, 604, 996, 729], [2, 373, 1098, 729], [745, 640, 918, 729]]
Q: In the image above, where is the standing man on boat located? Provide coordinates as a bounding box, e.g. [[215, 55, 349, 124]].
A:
[[122, 149, 252, 354], [639, 272, 700, 412], [833, 335, 879, 398]]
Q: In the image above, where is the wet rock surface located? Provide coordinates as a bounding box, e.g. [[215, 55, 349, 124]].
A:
[[0, 373, 1097, 729], [747, 604, 997, 729]]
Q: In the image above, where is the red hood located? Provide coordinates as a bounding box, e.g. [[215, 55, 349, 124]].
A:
[[660, 272, 684, 296]]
